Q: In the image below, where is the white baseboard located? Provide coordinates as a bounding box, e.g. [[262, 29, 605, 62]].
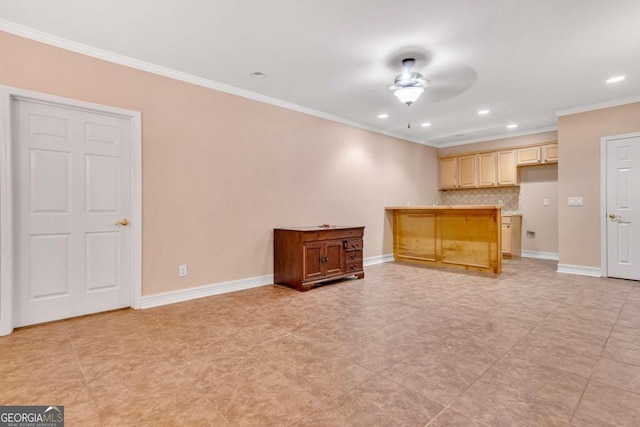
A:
[[557, 264, 602, 277], [364, 253, 395, 266], [140, 274, 274, 309], [521, 250, 559, 261], [140, 254, 395, 309]]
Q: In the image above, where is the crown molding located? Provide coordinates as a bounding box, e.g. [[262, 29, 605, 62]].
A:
[[434, 126, 558, 148], [0, 20, 430, 147], [555, 95, 640, 117]]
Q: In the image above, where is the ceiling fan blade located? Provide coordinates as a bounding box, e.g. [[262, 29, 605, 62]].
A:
[[421, 63, 478, 103]]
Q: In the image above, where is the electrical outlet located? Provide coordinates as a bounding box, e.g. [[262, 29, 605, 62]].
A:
[[179, 264, 188, 277], [568, 197, 584, 206]]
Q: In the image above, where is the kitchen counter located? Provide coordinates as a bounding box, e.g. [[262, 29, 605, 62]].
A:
[[386, 205, 502, 274], [386, 205, 502, 210]]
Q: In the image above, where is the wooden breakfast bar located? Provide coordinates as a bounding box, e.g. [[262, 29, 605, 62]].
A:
[[386, 205, 502, 274]]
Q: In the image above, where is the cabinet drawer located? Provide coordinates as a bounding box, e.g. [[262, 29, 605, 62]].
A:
[[345, 239, 363, 251], [345, 249, 363, 261], [502, 216, 511, 225], [345, 260, 363, 273], [302, 228, 363, 242]]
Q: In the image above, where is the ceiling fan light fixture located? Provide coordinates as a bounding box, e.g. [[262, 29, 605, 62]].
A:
[[394, 86, 424, 105]]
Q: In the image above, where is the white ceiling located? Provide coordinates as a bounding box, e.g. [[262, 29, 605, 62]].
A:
[[1, 0, 639, 146]]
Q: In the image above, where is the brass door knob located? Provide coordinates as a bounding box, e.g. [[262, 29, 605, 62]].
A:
[[115, 219, 129, 226], [609, 213, 619, 219]]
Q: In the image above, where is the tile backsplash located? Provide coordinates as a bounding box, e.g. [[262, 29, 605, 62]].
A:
[[439, 186, 520, 211]]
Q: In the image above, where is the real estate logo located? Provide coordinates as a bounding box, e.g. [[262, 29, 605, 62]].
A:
[[0, 406, 64, 427]]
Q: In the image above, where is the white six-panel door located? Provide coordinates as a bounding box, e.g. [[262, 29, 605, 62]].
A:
[[606, 135, 640, 280], [14, 99, 132, 326]]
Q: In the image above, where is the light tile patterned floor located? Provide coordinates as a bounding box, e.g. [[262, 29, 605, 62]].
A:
[[1, 258, 639, 426]]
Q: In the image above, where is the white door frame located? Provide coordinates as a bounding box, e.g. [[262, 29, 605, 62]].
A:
[[600, 131, 640, 278], [0, 85, 142, 335]]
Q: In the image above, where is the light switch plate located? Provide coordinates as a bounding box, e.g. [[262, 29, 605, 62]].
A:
[[568, 197, 584, 206], [543, 198, 550, 206]]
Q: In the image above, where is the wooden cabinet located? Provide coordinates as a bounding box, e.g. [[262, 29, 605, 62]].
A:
[[501, 215, 522, 258], [274, 226, 364, 291], [458, 154, 478, 188], [302, 240, 344, 281], [497, 150, 518, 186], [439, 155, 478, 189], [542, 143, 558, 163], [517, 146, 542, 165], [439, 142, 556, 190], [517, 143, 558, 165], [439, 157, 458, 189], [478, 152, 497, 187], [388, 206, 502, 274]]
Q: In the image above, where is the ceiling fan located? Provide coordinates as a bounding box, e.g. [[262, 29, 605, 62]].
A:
[[390, 58, 430, 105], [390, 58, 430, 128]]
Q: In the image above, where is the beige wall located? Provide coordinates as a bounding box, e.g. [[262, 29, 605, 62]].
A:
[[558, 102, 640, 267], [0, 31, 439, 295], [519, 165, 558, 254]]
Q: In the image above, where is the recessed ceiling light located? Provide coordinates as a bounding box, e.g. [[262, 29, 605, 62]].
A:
[[250, 72, 267, 79], [378, 114, 389, 119], [421, 122, 431, 127], [478, 109, 490, 115], [606, 75, 625, 84], [507, 124, 518, 129]]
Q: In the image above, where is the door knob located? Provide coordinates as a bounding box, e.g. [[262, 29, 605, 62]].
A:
[[115, 219, 129, 226], [609, 213, 620, 220]]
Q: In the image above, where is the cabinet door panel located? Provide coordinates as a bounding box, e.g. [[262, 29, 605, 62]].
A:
[[517, 146, 542, 165], [543, 144, 558, 163], [439, 157, 457, 189], [324, 241, 344, 276], [497, 150, 518, 185], [458, 154, 478, 188], [303, 242, 323, 281], [479, 152, 496, 187], [502, 223, 512, 254]]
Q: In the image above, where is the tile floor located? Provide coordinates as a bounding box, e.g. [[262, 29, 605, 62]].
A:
[[1, 258, 640, 426]]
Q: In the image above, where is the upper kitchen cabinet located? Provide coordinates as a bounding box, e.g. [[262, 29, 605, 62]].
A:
[[458, 154, 478, 188], [440, 157, 458, 189], [439, 155, 478, 189], [542, 143, 558, 163], [517, 142, 558, 165], [478, 152, 497, 187], [438, 142, 556, 190], [497, 150, 518, 186]]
